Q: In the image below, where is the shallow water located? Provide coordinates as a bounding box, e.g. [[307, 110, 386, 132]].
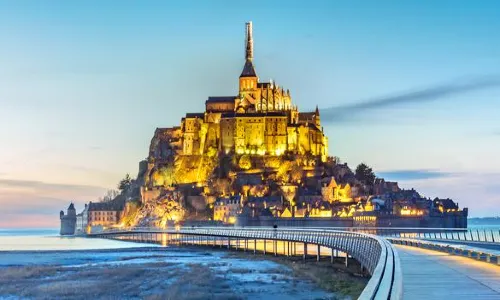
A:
[[0, 229, 340, 299], [0, 229, 161, 251]]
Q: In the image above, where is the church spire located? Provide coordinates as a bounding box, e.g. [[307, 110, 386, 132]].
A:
[[240, 21, 257, 78], [245, 21, 253, 61]]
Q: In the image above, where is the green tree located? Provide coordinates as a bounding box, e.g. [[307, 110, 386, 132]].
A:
[[355, 163, 375, 186], [118, 173, 132, 191]]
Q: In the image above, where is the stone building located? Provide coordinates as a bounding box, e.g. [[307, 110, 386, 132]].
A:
[[88, 198, 125, 227], [60, 203, 77, 235], [213, 196, 241, 224], [75, 204, 89, 234], [374, 178, 400, 195]]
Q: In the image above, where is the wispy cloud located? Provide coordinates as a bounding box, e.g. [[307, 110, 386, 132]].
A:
[[0, 194, 72, 215], [321, 75, 500, 123], [0, 178, 108, 227], [0, 179, 107, 193], [377, 169, 455, 181]]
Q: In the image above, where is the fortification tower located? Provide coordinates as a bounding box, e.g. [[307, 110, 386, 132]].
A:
[[60, 203, 77, 235]]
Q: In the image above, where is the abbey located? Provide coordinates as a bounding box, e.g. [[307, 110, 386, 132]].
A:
[[155, 22, 327, 161]]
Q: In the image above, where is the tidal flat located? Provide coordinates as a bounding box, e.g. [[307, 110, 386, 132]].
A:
[[0, 247, 365, 300]]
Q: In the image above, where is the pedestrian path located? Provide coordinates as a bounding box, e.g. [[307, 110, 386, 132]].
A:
[[395, 244, 500, 300]]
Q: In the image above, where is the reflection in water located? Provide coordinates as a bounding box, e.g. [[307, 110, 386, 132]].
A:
[[0, 234, 162, 251]]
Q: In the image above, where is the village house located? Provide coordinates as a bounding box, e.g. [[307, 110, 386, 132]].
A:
[[213, 196, 241, 224], [75, 204, 89, 234], [88, 198, 125, 227]]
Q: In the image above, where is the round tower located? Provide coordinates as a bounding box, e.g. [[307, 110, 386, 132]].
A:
[[60, 202, 77, 236]]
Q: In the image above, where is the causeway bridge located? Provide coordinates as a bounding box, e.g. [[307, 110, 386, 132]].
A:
[[90, 227, 500, 300]]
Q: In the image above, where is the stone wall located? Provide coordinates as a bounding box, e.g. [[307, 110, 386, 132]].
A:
[[237, 216, 353, 227], [237, 213, 468, 229], [60, 215, 76, 235]]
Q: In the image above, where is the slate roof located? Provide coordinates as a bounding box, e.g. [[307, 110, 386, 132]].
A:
[[434, 198, 458, 210], [185, 113, 204, 118], [240, 60, 257, 77], [206, 96, 236, 103], [88, 197, 125, 212], [298, 112, 316, 122], [221, 111, 287, 118]]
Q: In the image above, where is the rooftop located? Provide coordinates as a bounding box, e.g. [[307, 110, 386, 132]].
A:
[[206, 96, 236, 103], [240, 60, 257, 77]]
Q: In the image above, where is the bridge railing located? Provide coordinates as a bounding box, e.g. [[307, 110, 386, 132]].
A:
[[356, 228, 499, 243], [270, 227, 500, 243], [91, 227, 402, 300]]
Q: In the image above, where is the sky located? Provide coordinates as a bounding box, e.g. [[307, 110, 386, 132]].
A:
[[1, 1, 499, 228]]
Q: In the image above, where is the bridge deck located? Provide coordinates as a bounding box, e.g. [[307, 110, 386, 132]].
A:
[[395, 244, 500, 300]]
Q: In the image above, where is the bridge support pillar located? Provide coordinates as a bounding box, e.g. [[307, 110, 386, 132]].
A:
[[330, 248, 334, 263], [303, 243, 308, 262], [274, 240, 277, 256], [317, 244, 321, 262], [264, 239, 266, 255], [345, 254, 348, 267]]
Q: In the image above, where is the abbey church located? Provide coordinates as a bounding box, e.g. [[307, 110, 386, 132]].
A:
[[154, 22, 328, 162]]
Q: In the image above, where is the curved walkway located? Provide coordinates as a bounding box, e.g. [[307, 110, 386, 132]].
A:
[[395, 244, 500, 300]]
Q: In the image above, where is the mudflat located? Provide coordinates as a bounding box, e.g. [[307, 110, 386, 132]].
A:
[[0, 247, 365, 299]]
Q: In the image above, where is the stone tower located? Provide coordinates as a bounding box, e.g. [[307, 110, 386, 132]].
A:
[[60, 203, 77, 235]]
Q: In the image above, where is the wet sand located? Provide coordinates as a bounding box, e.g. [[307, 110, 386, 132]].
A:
[[0, 247, 360, 299]]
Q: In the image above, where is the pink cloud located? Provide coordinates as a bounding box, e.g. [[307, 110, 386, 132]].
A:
[[0, 179, 107, 228]]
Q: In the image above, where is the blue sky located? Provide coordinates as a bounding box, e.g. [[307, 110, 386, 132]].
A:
[[1, 1, 499, 227]]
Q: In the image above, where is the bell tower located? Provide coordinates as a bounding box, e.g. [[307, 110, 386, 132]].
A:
[[239, 21, 258, 94]]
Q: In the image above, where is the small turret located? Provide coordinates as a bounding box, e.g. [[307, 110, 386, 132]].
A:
[[314, 105, 321, 127]]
